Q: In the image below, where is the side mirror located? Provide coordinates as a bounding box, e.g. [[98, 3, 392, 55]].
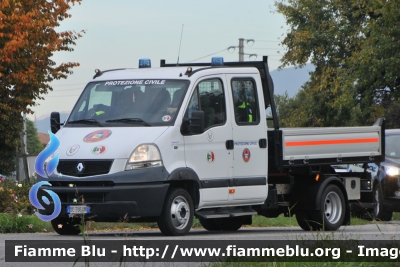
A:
[[50, 112, 61, 134], [180, 110, 205, 135]]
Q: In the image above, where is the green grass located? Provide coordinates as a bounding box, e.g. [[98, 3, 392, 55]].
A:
[[392, 212, 400, 220], [84, 221, 159, 232], [73, 213, 399, 232], [1, 212, 399, 234], [81, 215, 297, 232], [0, 213, 52, 233]]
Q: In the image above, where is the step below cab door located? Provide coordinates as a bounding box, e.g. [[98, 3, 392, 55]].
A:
[[182, 76, 234, 208], [226, 74, 268, 205]]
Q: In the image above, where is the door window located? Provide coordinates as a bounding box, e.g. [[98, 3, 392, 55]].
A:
[[231, 79, 259, 125], [186, 78, 226, 129]]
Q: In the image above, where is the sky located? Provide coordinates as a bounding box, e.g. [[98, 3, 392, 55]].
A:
[[28, 0, 288, 121]]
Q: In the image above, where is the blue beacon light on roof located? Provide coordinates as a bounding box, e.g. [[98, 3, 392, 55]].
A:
[[211, 57, 224, 66], [139, 58, 151, 68]]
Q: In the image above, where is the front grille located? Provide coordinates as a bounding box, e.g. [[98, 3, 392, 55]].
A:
[[57, 160, 113, 177], [58, 193, 105, 203]]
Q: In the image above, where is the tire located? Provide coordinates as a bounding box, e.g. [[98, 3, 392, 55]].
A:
[[373, 184, 393, 221], [295, 211, 319, 231], [349, 202, 363, 218], [312, 184, 346, 231], [199, 218, 220, 231], [157, 187, 194, 236], [51, 217, 81, 235], [213, 216, 245, 231]]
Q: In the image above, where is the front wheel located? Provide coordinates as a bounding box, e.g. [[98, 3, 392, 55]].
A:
[[51, 217, 81, 235], [157, 187, 194, 236], [312, 184, 345, 231], [373, 184, 393, 221]]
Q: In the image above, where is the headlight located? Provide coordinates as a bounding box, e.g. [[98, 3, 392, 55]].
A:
[[125, 144, 162, 170], [386, 166, 400, 176]]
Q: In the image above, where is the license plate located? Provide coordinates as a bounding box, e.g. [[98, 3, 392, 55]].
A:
[[67, 205, 90, 214]]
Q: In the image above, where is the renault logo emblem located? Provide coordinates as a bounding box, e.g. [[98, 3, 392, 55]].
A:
[[76, 162, 84, 173]]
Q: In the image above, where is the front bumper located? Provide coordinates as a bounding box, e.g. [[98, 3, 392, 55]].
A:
[[37, 166, 170, 221]]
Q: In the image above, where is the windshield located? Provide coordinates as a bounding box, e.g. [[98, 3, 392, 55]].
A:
[[386, 134, 400, 159], [66, 79, 189, 127]]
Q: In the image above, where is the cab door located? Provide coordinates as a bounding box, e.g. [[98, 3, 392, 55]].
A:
[[226, 74, 268, 205], [182, 76, 233, 208]]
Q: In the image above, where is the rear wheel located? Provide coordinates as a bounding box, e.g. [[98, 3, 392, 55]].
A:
[[51, 217, 81, 235], [350, 202, 365, 219], [313, 184, 346, 231], [373, 184, 393, 221], [157, 187, 194, 236], [213, 216, 245, 231], [295, 211, 319, 231], [199, 218, 220, 231]]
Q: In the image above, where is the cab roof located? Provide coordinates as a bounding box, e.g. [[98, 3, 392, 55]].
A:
[[89, 65, 259, 82]]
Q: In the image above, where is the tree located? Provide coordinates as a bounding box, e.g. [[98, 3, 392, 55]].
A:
[[0, 0, 84, 174], [26, 119, 43, 155], [275, 0, 400, 128]]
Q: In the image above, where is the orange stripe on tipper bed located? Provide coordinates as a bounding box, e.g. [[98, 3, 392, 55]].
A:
[[286, 138, 379, 147]]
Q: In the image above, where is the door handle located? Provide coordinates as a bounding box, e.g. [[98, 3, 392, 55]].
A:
[[259, 138, 267, 148], [226, 140, 234, 150]]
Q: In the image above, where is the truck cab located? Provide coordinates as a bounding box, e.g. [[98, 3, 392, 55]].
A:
[[42, 57, 275, 235]]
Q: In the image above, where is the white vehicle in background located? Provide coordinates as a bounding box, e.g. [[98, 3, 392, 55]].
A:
[[333, 163, 378, 175], [41, 56, 385, 236]]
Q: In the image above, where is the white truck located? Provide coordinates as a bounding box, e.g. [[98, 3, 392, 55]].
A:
[[41, 56, 385, 236]]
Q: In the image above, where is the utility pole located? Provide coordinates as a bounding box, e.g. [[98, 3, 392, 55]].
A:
[[21, 114, 30, 183], [239, 38, 244, 62], [230, 38, 256, 62]]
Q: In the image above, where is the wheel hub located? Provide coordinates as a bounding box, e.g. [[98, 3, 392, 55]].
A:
[[374, 188, 380, 215], [324, 191, 342, 224], [170, 196, 190, 230]]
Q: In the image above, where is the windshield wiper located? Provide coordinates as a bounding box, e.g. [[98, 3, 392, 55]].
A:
[[68, 119, 103, 126], [106, 118, 150, 126]]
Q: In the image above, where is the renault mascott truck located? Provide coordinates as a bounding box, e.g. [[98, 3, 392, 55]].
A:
[[39, 56, 385, 236]]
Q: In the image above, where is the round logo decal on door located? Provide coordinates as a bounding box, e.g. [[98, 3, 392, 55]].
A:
[[206, 151, 215, 163], [207, 130, 214, 142], [242, 148, 251, 163]]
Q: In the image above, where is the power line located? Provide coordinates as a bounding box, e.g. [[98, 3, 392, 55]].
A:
[[51, 83, 86, 87], [246, 47, 282, 51], [39, 94, 79, 98], [184, 45, 284, 64], [236, 38, 256, 61], [52, 87, 84, 91], [188, 48, 228, 62], [254, 39, 281, 43]]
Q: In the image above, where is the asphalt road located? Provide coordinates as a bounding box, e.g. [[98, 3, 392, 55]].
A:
[[1, 222, 400, 267]]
